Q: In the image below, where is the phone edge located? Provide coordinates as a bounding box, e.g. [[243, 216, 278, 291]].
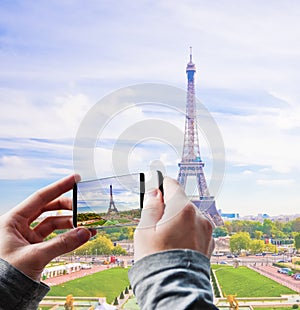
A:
[[72, 182, 78, 228]]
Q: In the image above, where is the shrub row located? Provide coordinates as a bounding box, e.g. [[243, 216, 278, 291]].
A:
[[113, 284, 132, 305], [211, 269, 221, 298]]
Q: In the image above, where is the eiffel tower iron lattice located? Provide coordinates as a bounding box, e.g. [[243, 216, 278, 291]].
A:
[[177, 48, 223, 226], [107, 184, 119, 213]]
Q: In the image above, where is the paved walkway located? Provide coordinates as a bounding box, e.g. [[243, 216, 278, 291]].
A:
[[44, 265, 112, 286], [249, 264, 300, 293]]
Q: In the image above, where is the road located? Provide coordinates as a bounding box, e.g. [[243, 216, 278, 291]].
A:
[[249, 264, 300, 293]]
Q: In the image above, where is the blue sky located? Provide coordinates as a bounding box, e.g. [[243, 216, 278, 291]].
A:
[[0, 0, 300, 216]]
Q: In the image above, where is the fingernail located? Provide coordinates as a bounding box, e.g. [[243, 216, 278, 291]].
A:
[[146, 188, 158, 197], [76, 228, 91, 243], [88, 228, 97, 237], [74, 174, 81, 183]]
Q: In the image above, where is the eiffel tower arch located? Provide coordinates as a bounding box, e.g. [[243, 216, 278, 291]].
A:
[[177, 48, 221, 225]]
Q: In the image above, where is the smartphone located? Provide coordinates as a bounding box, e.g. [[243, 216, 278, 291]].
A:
[[73, 171, 163, 229]]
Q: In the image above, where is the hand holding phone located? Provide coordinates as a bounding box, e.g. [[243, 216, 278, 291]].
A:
[[73, 171, 163, 229]]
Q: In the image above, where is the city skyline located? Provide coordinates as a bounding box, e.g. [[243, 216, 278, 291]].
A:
[[0, 1, 300, 216]]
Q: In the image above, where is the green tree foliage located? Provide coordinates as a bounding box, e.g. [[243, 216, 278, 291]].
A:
[[113, 297, 118, 305], [262, 219, 275, 237], [230, 232, 251, 254], [264, 242, 277, 253], [75, 234, 126, 255], [295, 233, 300, 250], [254, 230, 263, 240], [104, 227, 134, 241], [112, 245, 127, 255], [224, 221, 233, 234], [249, 239, 265, 254], [213, 226, 228, 238], [292, 218, 300, 232], [224, 219, 294, 239]]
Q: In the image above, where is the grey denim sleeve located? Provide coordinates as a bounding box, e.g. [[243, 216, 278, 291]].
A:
[[0, 258, 49, 310], [128, 249, 219, 310]]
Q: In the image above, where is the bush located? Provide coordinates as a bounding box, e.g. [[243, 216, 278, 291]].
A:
[[113, 297, 118, 305], [210, 269, 221, 298], [125, 287, 129, 294], [292, 304, 299, 309]]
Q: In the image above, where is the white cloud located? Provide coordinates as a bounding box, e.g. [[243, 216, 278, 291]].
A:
[[0, 155, 72, 179], [0, 88, 93, 138], [1, 1, 300, 214], [214, 103, 300, 174], [256, 178, 295, 187]]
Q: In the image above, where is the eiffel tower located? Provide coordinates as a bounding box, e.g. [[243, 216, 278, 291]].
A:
[[107, 184, 119, 213], [177, 48, 222, 226]]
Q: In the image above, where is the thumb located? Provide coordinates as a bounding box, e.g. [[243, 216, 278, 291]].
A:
[[40, 228, 92, 260], [138, 189, 164, 229], [159, 177, 190, 224]]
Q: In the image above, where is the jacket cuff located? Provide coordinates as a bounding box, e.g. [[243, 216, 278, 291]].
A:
[[0, 258, 49, 309]]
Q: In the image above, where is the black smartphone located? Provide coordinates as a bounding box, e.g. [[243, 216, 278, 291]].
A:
[[73, 171, 163, 229]]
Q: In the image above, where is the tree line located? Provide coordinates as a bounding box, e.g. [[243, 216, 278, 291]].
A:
[[213, 218, 300, 240], [212, 218, 300, 254]]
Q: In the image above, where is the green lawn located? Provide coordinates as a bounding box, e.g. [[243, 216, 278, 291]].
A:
[[47, 267, 130, 303], [123, 296, 140, 309], [212, 265, 296, 297], [254, 308, 297, 310]]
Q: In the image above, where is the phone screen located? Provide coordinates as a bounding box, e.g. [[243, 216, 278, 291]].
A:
[[73, 171, 163, 229]]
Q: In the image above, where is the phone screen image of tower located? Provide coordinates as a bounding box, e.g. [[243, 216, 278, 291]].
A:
[[76, 173, 142, 229]]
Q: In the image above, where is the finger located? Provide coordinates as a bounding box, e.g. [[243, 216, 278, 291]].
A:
[[38, 227, 92, 260], [138, 189, 164, 229], [159, 177, 190, 223], [14, 174, 80, 219], [27, 197, 72, 223], [207, 237, 215, 258], [31, 216, 73, 241]]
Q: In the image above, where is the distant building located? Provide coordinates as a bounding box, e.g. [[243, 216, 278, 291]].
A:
[[218, 210, 299, 223], [219, 210, 239, 220]]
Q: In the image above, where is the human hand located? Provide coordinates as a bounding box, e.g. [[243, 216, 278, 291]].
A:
[[134, 177, 214, 261], [0, 174, 96, 282]]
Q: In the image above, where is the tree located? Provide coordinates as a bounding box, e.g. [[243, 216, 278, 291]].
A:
[[76, 234, 115, 255], [113, 297, 118, 305], [254, 230, 263, 240], [231, 221, 244, 233], [249, 239, 264, 254], [295, 233, 300, 250], [292, 218, 300, 232], [112, 245, 127, 255], [213, 226, 228, 238], [230, 232, 251, 254], [224, 221, 233, 234], [263, 219, 275, 237], [264, 242, 277, 253]]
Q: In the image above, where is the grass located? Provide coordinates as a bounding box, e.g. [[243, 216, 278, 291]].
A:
[[47, 267, 130, 303], [254, 308, 297, 310], [212, 265, 296, 297], [123, 296, 140, 309]]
